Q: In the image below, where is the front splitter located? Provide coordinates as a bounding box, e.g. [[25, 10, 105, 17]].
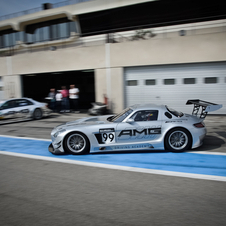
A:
[[48, 143, 65, 155]]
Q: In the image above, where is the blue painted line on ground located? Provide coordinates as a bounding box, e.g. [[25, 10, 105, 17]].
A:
[[1, 136, 226, 177]]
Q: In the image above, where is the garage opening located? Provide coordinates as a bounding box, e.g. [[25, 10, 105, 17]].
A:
[[22, 70, 95, 111]]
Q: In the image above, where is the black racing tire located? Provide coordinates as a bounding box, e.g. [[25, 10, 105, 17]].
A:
[[63, 132, 90, 155], [165, 128, 192, 152], [33, 108, 43, 120]]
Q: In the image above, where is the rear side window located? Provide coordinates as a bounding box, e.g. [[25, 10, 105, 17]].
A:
[[166, 106, 183, 117], [165, 112, 172, 119]]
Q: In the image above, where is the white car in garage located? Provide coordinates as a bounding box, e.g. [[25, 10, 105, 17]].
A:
[[0, 98, 51, 123]]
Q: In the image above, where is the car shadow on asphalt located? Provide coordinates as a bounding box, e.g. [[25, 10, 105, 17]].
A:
[[190, 135, 225, 152], [0, 114, 62, 125], [91, 150, 170, 155]]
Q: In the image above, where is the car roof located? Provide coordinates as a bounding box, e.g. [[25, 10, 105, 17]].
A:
[[2, 97, 33, 102], [0, 97, 35, 105]]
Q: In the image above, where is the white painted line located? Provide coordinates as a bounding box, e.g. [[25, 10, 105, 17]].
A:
[[188, 151, 226, 156], [213, 132, 226, 143], [0, 151, 226, 182]]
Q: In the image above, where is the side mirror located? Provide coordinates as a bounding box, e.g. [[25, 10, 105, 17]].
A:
[[126, 118, 134, 123]]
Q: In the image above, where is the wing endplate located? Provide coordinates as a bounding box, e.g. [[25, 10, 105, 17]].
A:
[[186, 99, 222, 119]]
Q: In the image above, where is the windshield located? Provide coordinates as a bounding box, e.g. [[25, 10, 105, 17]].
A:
[[166, 106, 184, 117], [108, 108, 133, 122], [0, 101, 5, 107]]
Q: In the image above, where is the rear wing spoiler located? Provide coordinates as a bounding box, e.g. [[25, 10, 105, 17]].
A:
[[186, 99, 222, 119]]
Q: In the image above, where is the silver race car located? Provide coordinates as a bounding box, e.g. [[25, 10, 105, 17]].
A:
[[0, 98, 51, 123], [49, 100, 222, 155]]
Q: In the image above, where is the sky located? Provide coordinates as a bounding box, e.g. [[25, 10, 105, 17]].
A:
[[0, 0, 82, 18]]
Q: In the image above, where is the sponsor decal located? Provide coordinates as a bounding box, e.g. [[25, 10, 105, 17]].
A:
[[99, 128, 115, 133], [118, 128, 161, 137], [99, 128, 115, 144], [21, 109, 29, 113], [112, 144, 154, 150], [5, 109, 29, 116], [6, 111, 15, 115]]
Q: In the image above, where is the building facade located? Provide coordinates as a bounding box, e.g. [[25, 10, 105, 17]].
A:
[[0, 0, 226, 114]]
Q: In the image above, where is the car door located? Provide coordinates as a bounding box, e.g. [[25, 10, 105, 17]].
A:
[[0, 100, 17, 120], [116, 110, 162, 144], [15, 99, 33, 119]]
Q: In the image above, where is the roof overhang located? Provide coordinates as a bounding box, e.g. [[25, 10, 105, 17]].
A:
[[0, 0, 156, 32]]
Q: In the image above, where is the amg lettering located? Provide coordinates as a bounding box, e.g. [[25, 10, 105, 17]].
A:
[[118, 130, 132, 137], [133, 129, 147, 136], [119, 128, 161, 137]]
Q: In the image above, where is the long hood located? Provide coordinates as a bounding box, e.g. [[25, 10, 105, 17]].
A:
[[55, 115, 114, 130]]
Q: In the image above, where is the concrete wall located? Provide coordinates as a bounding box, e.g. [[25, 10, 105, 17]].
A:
[[0, 30, 226, 112], [109, 67, 124, 113], [110, 32, 226, 67], [9, 46, 105, 75], [3, 74, 22, 99], [95, 67, 124, 113]]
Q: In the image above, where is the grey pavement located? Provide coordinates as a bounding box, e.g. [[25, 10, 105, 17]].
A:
[[0, 113, 226, 226], [0, 154, 226, 226]]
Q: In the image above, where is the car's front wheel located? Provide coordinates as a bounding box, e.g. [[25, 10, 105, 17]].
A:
[[33, 108, 43, 120], [63, 132, 90, 155], [165, 128, 192, 152]]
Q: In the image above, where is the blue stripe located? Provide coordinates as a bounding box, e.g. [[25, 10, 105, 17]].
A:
[[1, 136, 226, 177]]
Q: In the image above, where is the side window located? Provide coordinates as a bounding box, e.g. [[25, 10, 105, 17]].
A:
[[26, 100, 33, 105], [1, 100, 16, 109], [130, 110, 158, 121], [17, 100, 28, 106], [17, 99, 33, 106]]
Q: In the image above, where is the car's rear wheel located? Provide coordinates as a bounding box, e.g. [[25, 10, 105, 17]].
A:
[[33, 108, 43, 120], [165, 128, 191, 152], [63, 132, 90, 155]]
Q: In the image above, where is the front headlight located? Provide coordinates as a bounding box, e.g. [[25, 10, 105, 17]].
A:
[[53, 129, 66, 138]]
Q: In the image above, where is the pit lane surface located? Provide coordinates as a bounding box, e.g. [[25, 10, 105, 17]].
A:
[[0, 113, 226, 225], [1, 136, 226, 181]]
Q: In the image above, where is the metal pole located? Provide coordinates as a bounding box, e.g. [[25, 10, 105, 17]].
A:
[[105, 41, 111, 110]]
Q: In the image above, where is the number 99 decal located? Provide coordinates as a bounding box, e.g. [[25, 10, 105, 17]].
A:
[[101, 132, 115, 144]]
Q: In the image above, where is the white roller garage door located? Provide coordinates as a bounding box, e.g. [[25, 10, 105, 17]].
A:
[[124, 62, 226, 114]]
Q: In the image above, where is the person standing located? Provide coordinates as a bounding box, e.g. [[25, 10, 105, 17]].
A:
[[69, 84, 79, 112], [48, 88, 56, 111], [55, 90, 63, 113], [61, 86, 70, 112]]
